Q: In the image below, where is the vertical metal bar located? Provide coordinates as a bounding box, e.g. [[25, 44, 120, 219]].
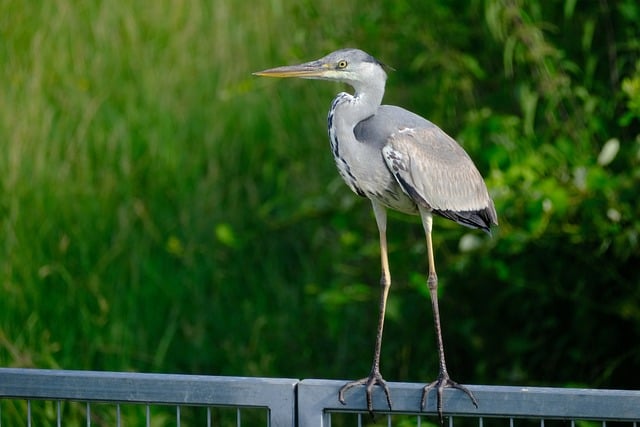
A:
[[478, 417, 483, 427], [146, 404, 150, 427], [27, 400, 31, 427], [86, 401, 91, 427], [56, 400, 61, 427], [207, 407, 212, 427], [236, 407, 241, 427], [116, 404, 121, 427], [176, 405, 181, 427], [357, 412, 362, 427]]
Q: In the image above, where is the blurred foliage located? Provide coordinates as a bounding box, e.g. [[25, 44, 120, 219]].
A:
[[1, 0, 639, 424]]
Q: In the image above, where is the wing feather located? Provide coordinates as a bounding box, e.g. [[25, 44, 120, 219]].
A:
[[382, 127, 497, 230]]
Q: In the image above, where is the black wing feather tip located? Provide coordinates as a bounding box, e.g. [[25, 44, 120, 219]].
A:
[[433, 207, 497, 234], [394, 173, 498, 234]]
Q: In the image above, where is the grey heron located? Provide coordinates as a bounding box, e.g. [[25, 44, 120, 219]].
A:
[[253, 48, 497, 421]]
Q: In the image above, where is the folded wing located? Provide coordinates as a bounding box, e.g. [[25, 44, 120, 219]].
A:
[[382, 127, 498, 232]]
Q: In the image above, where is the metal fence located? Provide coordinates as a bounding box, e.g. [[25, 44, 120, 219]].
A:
[[1, 368, 639, 426], [0, 368, 297, 426], [297, 379, 640, 426]]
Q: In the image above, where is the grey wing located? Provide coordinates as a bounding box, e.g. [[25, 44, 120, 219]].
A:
[[382, 127, 498, 232]]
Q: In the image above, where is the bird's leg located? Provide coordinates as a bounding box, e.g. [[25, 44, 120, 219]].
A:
[[419, 210, 478, 424], [338, 201, 393, 414]]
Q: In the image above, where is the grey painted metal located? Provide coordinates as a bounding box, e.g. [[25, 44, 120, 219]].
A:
[[0, 368, 297, 427], [2, 369, 640, 426], [297, 379, 640, 426]]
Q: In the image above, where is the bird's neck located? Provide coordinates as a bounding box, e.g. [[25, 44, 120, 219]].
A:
[[334, 81, 385, 129]]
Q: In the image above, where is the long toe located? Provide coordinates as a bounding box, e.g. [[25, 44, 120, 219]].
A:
[[421, 374, 478, 424], [338, 371, 393, 414]]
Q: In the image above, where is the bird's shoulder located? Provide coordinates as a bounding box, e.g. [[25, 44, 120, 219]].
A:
[[354, 105, 434, 144], [355, 105, 473, 165]]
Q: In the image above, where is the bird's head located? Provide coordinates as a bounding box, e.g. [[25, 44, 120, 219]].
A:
[[253, 48, 389, 93]]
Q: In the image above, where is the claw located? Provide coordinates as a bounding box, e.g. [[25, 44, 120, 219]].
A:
[[338, 371, 393, 415], [421, 373, 478, 424]]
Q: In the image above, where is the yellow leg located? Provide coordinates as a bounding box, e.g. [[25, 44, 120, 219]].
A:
[[338, 200, 393, 413], [419, 207, 478, 423]]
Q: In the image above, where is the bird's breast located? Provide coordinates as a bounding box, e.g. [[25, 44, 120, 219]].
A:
[[328, 120, 417, 215]]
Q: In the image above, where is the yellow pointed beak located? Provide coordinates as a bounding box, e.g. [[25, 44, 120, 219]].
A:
[[253, 61, 329, 79]]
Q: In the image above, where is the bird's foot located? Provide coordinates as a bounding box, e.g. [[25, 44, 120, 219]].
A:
[[421, 372, 478, 424], [338, 370, 393, 415]]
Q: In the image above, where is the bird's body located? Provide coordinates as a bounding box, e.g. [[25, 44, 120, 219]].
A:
[[332, 99, 496, 229], [322, 49, 495, 229], [254, 48, 497, 422]]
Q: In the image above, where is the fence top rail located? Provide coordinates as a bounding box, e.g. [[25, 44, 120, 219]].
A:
[[1, 368, 640, 422], [297, 379, 640, 421], [0, 367, 298, 409]]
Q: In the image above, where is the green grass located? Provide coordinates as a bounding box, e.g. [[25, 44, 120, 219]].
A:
[[0, 0, 386, 377]]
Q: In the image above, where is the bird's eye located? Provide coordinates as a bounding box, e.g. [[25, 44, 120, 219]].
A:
[[337, 60, 348, 69]]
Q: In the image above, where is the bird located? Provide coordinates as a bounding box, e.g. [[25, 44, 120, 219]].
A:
[[253, 48, 497, 422]]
